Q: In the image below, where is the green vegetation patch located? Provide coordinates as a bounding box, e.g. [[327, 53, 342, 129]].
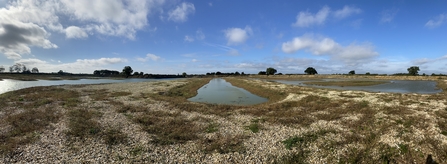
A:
[[303, 80, 388, 87]]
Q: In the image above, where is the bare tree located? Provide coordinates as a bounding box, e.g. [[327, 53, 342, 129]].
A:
[[0, 66, 5, 72]]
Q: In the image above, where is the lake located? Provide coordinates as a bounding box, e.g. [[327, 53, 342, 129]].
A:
[[274, 79, 442, 94], [0, 78, 180, 95], [188, 78, 268, 105]]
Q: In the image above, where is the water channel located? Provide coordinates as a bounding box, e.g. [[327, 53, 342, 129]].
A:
[[274, 79, 442, 94], [0, 78, 180, 95], [188, 78, 268, 105]]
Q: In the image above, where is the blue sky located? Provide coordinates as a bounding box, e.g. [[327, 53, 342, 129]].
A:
[[0, 0, 446, 74]]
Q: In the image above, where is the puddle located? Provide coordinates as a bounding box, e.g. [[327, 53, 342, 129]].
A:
[[188, 78, 268, 105]]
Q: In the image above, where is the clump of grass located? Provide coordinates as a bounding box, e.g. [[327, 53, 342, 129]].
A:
[[282, 129, 335, 150], [129, 146, 146, 156], [247, 123, 260, 133], [202, 134, 247, 154], [205, 122, 219, 133], [66, 109, 102, 138], [298, 95, 343, 111], [0, 108, 60, 155], [134, 110, 203, 145], [103, 128, 127, 145], [246, 118, 264, 133], [110, 91, 132, 97]]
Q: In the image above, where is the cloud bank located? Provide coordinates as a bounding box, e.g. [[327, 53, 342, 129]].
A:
[[282, 35, 379, 66]]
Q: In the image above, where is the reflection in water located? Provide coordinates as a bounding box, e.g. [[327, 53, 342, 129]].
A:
[[188, 78, 268, 105], [0, 78, 179, 95], [274, 79, 442, 94]]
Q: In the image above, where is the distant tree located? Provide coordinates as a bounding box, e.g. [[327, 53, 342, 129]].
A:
[[122, 66, 133, 78], [9, 63, 28, 73], [0, 66, 4, 72], [216, 71, 222, 75], [266, 67, 277, 75], [182, 72, 187, 77], [258, 71, 266, 75], [365, 72, 371, 75], [58, 70, 64, 75], [133, 72, 140, 76], [235, 71, 240, 75], [140, 72, 143, 75], [349, 70, 355, 75], [276, 73, 283, 75], [407, 66, 420, 76], [31, 67, 39, 73], [304, 67, 318, 75], [241, 72, 245, 75]]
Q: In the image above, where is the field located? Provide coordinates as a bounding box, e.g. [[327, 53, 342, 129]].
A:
[[1, 75, 447, 163]]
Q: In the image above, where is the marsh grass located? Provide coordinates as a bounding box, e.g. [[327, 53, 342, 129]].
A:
[[202, 134, 247, 154], [205, 122, 219, 133], [0, 108, 59, 155], [103, 128, 128, 145], [66, 108, 102, 138], [0, 87, 80, 155], [133, 110, 203, 145]]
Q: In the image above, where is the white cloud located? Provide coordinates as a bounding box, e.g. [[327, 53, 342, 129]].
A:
[[137, 53, 161, 62], [412, 58, 430, 65], [293, 6, 330, 27], [65, 26, 88, 39], [196, 29, 205, 40], [282, 35, 379, 66], [380, 8, 399, 23], [224, 26, 253, 45], [15, 57, 127, 73], [0, 21, 57, 60], [168, 2, 195, 23], [192, 59, 198, 62], [184, 35, 194, 42], [425, 13, 447, 28], [0, 0, 166, 59], [333, 5, 362, 19], [208, 2, 212, 7], [205, 43, 241, 56]]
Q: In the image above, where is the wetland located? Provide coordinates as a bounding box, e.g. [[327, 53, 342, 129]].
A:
[[1, 75, 447, 163]]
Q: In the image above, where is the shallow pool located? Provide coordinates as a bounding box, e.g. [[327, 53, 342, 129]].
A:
[[188, 78, 268, 105], [0, 78, 180, 95], [274, 79, 442, 94]]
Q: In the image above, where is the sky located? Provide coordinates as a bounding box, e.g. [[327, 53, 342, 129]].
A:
[[0, 0, 446, 75]]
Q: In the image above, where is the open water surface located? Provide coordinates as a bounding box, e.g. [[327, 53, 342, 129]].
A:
[[274, 79, 442, 94], [188, 78, 268, 105], [0, 78, 179, 95]]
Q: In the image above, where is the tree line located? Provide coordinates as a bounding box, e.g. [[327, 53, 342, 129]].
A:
[[257, 66, 424, 76], [0, 63, 39, 73]]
